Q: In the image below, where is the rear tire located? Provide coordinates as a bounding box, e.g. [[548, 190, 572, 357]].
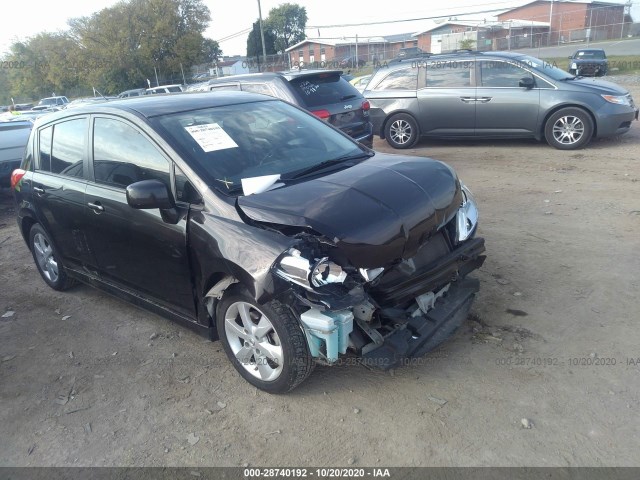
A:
[[384, 113, 419, 149], [216, 291, 314, 393], [29, 224, 77, 291], [544, 107, 593, 150]]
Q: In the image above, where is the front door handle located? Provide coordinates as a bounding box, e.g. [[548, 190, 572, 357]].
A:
[[87, 202, 105, 213], [33, 186, 45, 194], [477, 97, 492, 103], [460, 97, 476, 103]]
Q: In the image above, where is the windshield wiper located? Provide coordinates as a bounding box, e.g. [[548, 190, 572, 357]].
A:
[[284, 152, 374, 180]]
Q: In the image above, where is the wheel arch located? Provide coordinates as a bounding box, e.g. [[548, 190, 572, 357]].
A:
[[539, 104, 597, 141]]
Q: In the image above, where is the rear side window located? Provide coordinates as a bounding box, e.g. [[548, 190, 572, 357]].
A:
[[166, 86, 182, 93], [289, 75, 360, 107], [38, 119, 87, 178], [93, 117, 170, 189], [424, 61, 473, 88], [374, 68, 418, 90], [209, 84, 240, 91]]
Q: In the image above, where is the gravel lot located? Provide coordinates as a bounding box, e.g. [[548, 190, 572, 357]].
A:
[[1, 83, 639, 467]]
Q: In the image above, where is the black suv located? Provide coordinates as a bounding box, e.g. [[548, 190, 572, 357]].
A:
[[12, 93, 484, 393], [202, 70, 373, 147], [568, 49, 608, 77]]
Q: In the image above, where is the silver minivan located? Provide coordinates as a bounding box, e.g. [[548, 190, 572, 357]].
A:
[[365, 51, 638, 150]]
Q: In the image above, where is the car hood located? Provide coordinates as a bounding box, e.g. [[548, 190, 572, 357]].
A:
[[567, 78, 627, 95], [237, 154, 462, 268]]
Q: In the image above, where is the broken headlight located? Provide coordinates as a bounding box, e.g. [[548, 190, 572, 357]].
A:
[[456, 184, 479, 242], [275, 248, 347, 290]]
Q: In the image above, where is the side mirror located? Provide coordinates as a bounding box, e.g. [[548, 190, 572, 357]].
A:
[[519, 77, 535, 89], [126, 179, 174, 210], [568, 55, 573, 59]]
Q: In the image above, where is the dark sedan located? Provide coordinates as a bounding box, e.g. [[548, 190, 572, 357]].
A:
[[12, 93, 484, 393]]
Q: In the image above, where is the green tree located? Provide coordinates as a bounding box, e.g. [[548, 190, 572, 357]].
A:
[[246, 20, 277, 60], [266, 3, 307, 54], [458, 38, 476, 50]]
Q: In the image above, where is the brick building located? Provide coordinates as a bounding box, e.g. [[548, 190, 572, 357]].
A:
[[497, 0, 626, 43]]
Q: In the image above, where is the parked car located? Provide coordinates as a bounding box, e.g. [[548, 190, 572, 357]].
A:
[[32, 96, 69, 111], [339, 56, 366, 68], [146, 84, 183, 94], [203, 70, 373, 147], [350, 74, 372, 93], [568, 48, 608, 77], [118, 88, 147, 98], [12, 92, 485, 393], [364, 51, 638, 150], [1, 120, 32, 186]]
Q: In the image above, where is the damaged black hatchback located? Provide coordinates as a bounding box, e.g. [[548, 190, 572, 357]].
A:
[[13, 92, 485, 393]]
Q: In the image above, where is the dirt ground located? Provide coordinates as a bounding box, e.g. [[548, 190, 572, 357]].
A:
[[1, 84, 639, 468]]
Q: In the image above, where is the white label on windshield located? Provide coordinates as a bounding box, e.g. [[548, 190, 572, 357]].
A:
[[185, 123, 238, 152], [578, 52, 584, 56]]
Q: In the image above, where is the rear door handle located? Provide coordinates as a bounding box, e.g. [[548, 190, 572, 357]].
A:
[[477, 97, 492, 103], [33, 186, 45, 194], [87, 202, 105, 213], [460, 97, 475, 103]]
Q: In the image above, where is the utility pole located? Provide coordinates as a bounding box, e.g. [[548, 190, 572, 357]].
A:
[[548, 0, 554, 46], [257, 0, 268, 70]]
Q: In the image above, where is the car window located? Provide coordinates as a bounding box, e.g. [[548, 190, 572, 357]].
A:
[[175, 165, 201, 204], [38, 126, 52, 172], [480, 61, 534, 88], [209, 84, 240, 91], [289, 74, 360, 107], [93, 117, 170, 189], [45, 119, 87, 178], [372, 68, 418, 90], [166, 86, 182, 93], [241, 83, 275, 97], [424, 61, 473, 88], [575, 50, 605, 59]]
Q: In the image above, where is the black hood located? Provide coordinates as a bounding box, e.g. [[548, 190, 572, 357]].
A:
[[237, 154, 462, 268]]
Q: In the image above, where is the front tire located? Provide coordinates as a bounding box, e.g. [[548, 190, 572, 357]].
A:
[[544, 107, 593, 150], [384, 113, 419, 149], [216, 292, 314, 393], [29, 224, 77, 291]]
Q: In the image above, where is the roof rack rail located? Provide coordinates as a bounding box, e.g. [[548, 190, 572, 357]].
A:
[[450, 49, 484, 54]]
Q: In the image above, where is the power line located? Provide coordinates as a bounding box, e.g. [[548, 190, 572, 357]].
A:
[[307, 1, 635, 29]]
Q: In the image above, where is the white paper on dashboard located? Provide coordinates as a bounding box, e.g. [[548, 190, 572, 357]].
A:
[[241, 174, 283, 196], [184, 123, 238, 152]]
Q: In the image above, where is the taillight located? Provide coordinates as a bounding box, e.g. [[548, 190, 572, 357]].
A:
[[10, 169, 26, 190], [311, 109, 331, 120], [361, 100, 370, 111]]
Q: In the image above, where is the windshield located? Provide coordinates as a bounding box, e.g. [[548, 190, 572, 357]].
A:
[[515, 55, 575, 81], [155, 99, 365, 195], [573, 50, 605, 59]]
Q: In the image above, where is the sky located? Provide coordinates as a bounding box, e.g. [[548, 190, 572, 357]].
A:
[[0, 0, 637, 57]]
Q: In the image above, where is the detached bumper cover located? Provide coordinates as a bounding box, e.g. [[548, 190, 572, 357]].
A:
[[363, 276, 480, 369]]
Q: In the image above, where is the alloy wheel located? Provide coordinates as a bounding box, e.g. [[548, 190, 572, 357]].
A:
[[389, 119, 413, 145], [552, 115, 585, 145], [33, 232, 59, 283], [224, 301, 284, 381]]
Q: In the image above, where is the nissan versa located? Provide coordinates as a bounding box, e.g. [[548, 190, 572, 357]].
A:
[[12, 92, 485, 393], [364, 51, 638, 150]]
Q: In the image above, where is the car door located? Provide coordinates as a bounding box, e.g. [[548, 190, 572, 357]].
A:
[[417, 59, 476, 136], [474, 59, 540, 137], [31, 117, 91, 271], [366, 65, 419, 135], [83, 115, 196, 317]]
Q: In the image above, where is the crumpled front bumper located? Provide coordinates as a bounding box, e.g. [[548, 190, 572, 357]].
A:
[[362, 276, 480, 369]]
